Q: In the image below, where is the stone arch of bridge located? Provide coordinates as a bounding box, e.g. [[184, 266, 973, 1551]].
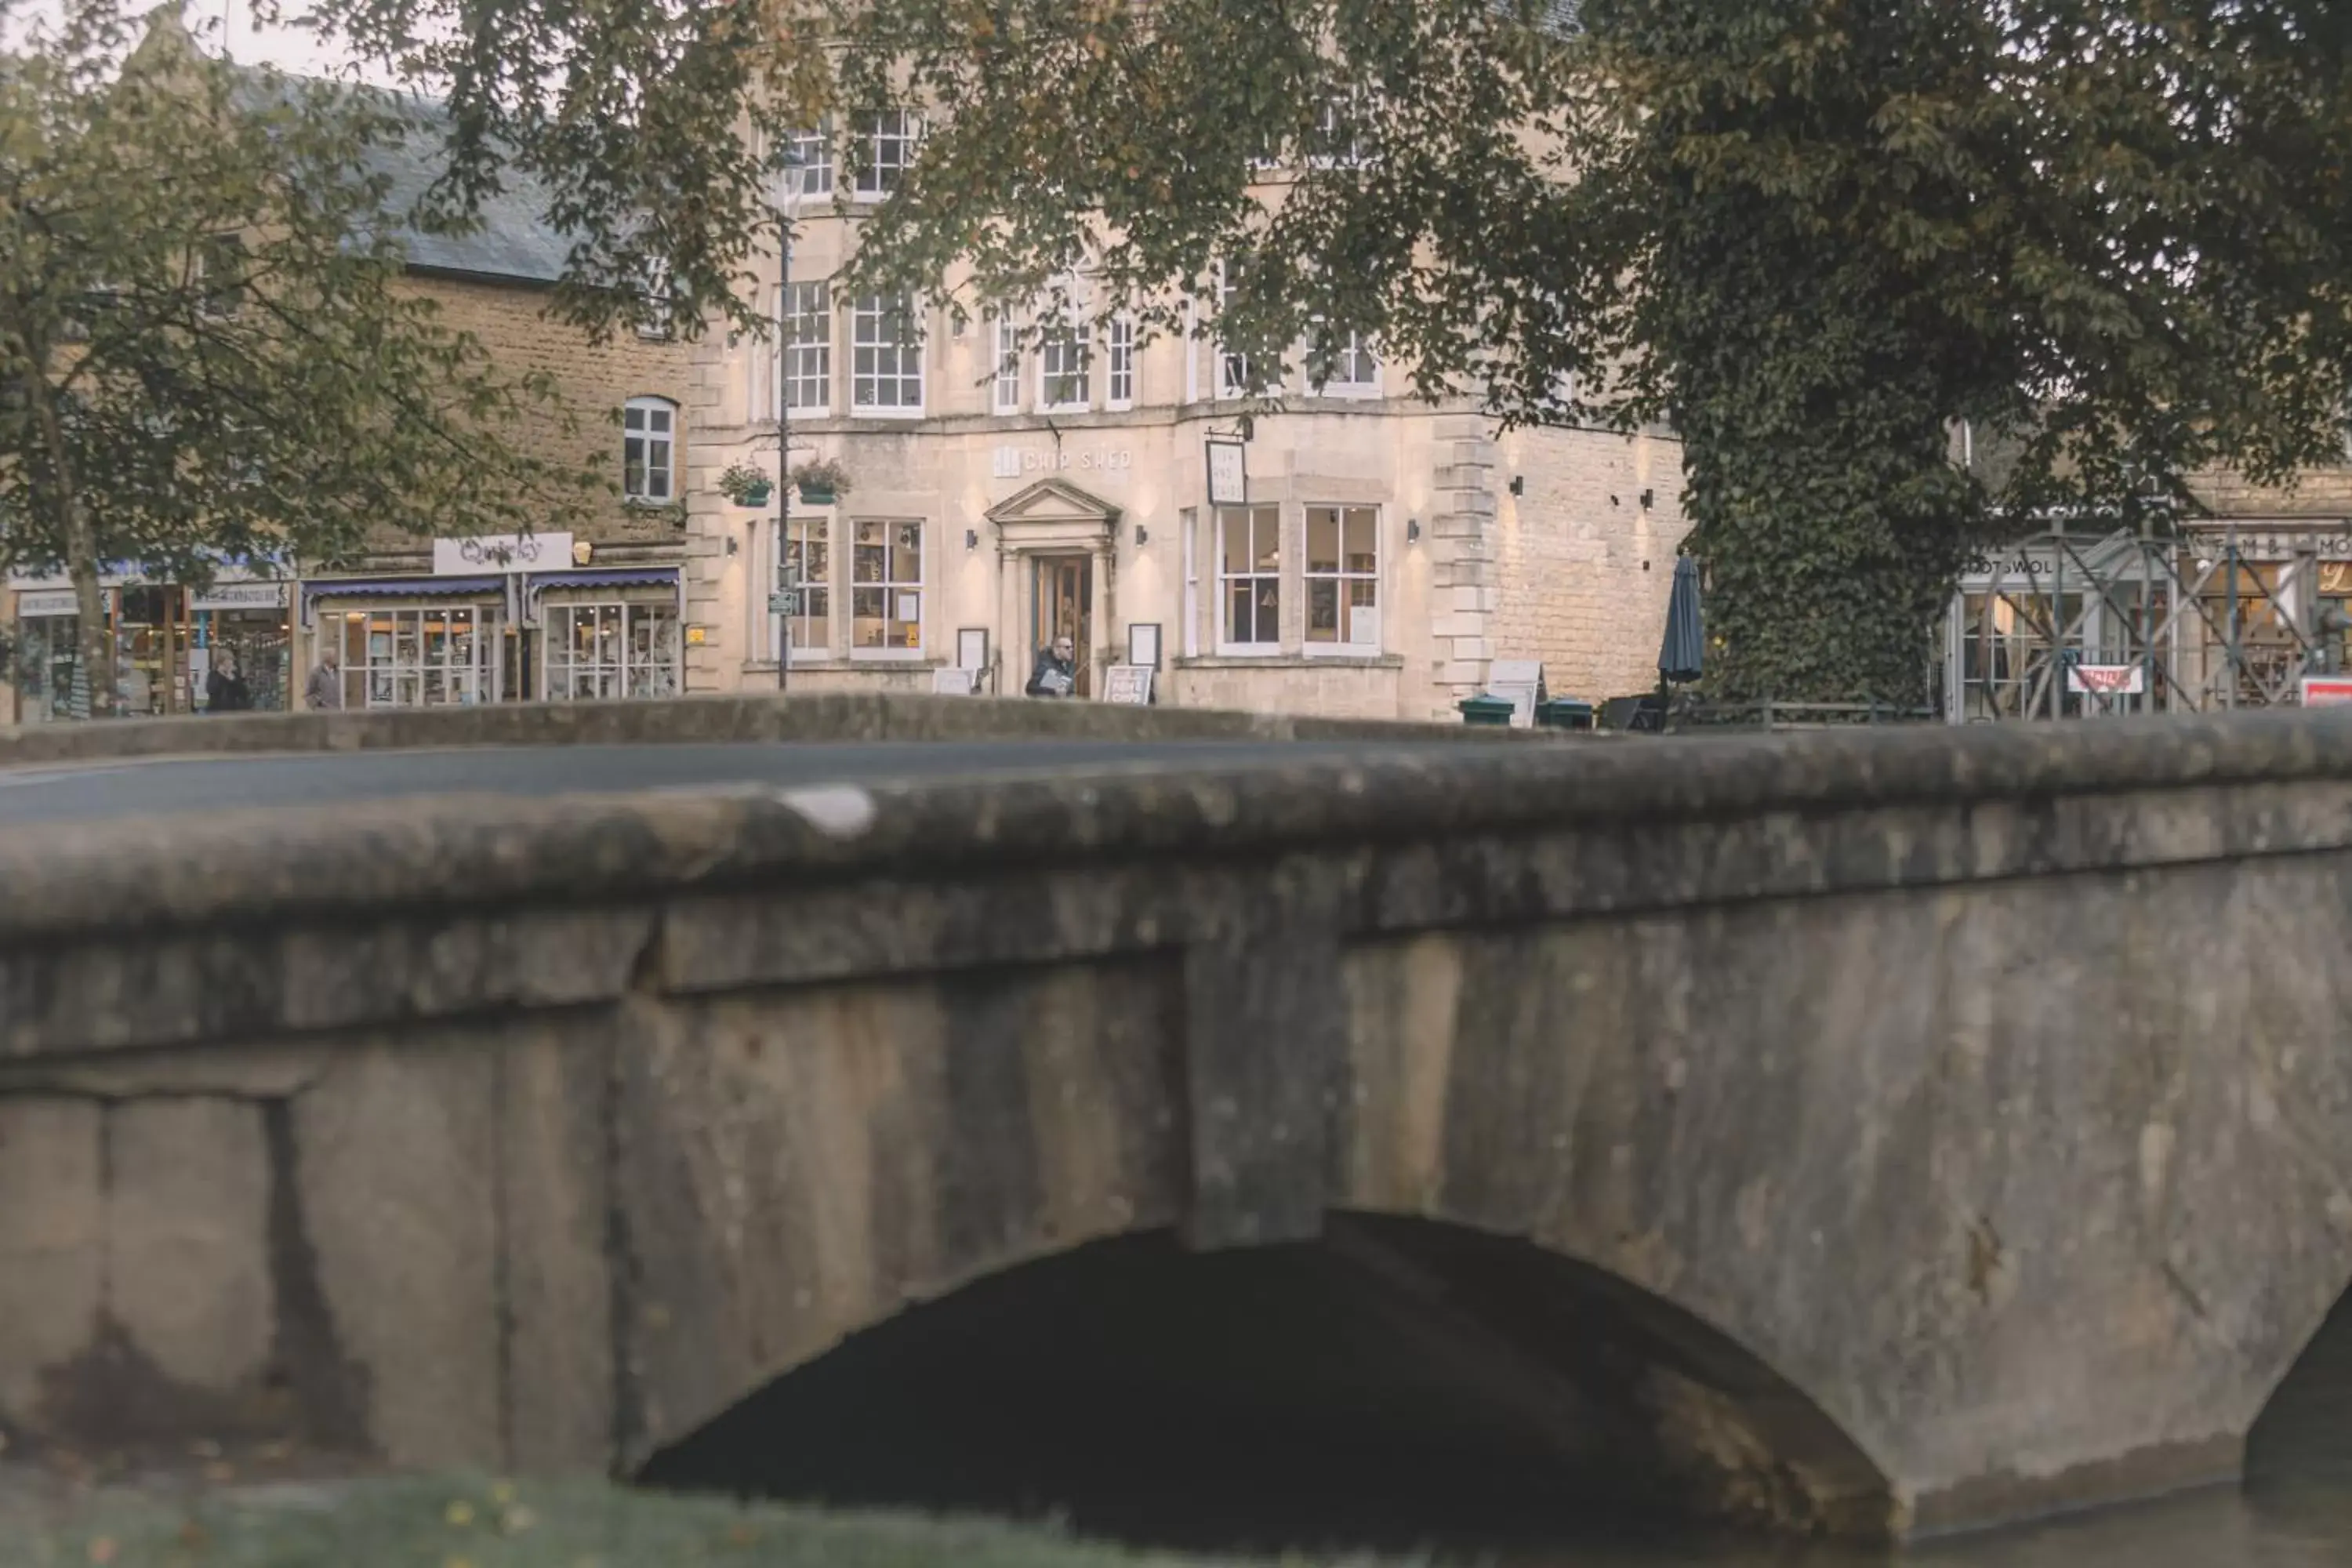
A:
[[610, 952, 1897, 1539], [630, 1211, 1893, 1544]]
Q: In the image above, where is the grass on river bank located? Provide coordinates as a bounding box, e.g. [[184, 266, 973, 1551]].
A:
[[0, 1473, 1401, 1568]]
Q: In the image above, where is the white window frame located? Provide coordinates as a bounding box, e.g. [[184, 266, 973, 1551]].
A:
[[784, 123, 834, 198], [1106, 315, 1138, 410], [1180, 506, 1200, 657], [1214, 260, 1275, 400], [850, 518, 927, 659], [543, 600, 682, 700], [1214, 504, 1283, 655], [778, 514, 832, 662], [1037, 318, 1092, 412], [1308, 326, 1380, 397], [853, 109, 920, 200], [993, 315, 1022, 413], [622, 396, 678, 503], [851, 292, 924, 415], [1304, 504, 1382, 654], [1310, 90, 1375, 169], [782, 280, 831, 413], [325, 604, 499, 709]]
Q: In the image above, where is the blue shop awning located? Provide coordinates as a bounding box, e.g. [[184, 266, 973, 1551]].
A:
[[525, 566, 682, 600], [303, 575, 505, 602]]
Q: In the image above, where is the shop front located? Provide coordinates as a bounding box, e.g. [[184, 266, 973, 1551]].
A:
[[10, 587, 89, 724], [529, 567, 684, 701], [303, 577, 514, 709], [191, 580, 292, 713], [1941, 521, 2352, 720], [8, 561, 292, 721], [297, 546, 687, 710]]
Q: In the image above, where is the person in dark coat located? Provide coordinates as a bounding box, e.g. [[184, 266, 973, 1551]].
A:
[[205, 647, 252, 713], [1025, 634, 1077, 698]]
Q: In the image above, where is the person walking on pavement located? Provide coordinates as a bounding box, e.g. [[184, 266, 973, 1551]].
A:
[[305, 643, 343, 710], [1025, 633, 1077, 698]]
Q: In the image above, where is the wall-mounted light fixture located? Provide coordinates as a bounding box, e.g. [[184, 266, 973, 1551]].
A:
[[1135, 524, 1149, 547], [1508, 475, 1525, 496], [1639, 489, 1654, 510], [1406, 517, 1421, 543], [965, 528, 980, 550]]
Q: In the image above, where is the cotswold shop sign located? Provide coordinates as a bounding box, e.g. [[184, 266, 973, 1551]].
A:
[[434, 532, 575, 574], [15, 590, 80, 618], [193, 582, 291, 612]]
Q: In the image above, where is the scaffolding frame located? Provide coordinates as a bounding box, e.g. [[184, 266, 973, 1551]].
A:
[[1944, 522, 2352, 721]]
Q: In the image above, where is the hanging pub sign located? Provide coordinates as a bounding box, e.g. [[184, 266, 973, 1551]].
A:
[[1205, 436, 1247, 507]]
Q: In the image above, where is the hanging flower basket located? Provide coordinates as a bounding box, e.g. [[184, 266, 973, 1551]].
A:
[[717, 463, 773, 507], [789, 459, 852, 507]]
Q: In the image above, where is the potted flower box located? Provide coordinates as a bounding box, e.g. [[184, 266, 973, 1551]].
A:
[[789, 459, 851, 507], [717, 463, 773, 508]]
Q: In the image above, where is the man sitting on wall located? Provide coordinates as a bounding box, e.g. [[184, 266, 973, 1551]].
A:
[[1025, 634, 1076, 698]]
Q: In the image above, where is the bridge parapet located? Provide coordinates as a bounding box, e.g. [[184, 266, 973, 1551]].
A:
[[3, 708, 2350, 1539]]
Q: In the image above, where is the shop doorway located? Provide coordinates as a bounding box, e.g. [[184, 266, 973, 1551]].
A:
[[115, 586, 190, 717], [1031, 554, 1094, 698]]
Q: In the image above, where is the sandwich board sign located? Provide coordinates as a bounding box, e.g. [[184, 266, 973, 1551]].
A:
[[1102, 664, 1154, 706], [1486, 659, 1544, 728]]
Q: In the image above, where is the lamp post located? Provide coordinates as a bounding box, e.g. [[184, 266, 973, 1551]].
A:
[[770, 144, 805, 694], [775, 216, 793, 694]]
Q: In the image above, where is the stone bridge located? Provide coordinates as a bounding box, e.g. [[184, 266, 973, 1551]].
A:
[[3, 702, 2350, 1541]]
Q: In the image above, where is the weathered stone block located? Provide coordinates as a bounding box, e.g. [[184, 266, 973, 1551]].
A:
[[293, 1042, 500, 1468], [0, 1099, 102, 1433], [499, 1032, 618, 1473], [106, 1100, 273, 1397]]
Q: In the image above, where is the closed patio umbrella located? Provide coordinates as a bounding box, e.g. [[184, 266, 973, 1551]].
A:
[[1658, 554, 1704, 684]]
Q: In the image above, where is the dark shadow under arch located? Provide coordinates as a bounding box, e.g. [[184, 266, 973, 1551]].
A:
[[2248, 1279, 2352, 1484], [638, 1214, 1889, 1553]]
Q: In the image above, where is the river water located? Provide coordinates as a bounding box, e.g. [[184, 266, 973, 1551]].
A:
[[1496, 1478, 2347, 1568], [1515, 1287, 2352, 1568]]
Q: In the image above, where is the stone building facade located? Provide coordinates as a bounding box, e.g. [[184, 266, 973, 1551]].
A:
[[2, 121, 695, 724], [292, 256, 695, 713], [677, 161, 1690, 723]]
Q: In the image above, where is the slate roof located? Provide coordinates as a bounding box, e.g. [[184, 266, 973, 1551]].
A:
[[361, 97, 575, 286], [225, 61, 572, 288]]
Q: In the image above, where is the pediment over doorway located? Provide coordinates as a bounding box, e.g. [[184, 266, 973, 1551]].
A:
[[987, 477, 1120, 550]]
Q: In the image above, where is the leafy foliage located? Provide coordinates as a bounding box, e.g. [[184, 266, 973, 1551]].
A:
[[320, 0, 833, 340], [311, 0, 2352, 702], [0, 2, 596, 712]]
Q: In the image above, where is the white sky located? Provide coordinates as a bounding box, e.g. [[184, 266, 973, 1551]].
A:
[[8, 0, 394, 82], [213, 0, 379, 78]]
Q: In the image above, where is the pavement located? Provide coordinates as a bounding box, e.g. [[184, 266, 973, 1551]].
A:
[[0, 740, 1448, 829]]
